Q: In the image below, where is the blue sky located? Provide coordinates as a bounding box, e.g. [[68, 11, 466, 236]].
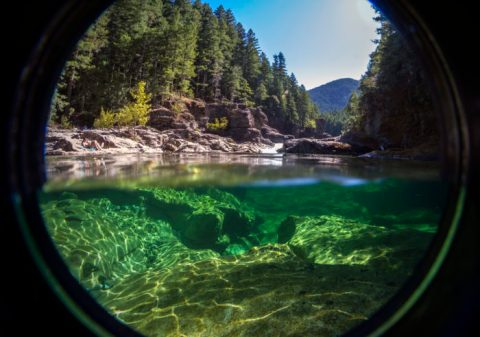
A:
[[203, 0, 380, 89]]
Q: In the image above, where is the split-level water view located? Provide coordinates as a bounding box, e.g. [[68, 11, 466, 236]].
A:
[[41, 0, 448, 335]]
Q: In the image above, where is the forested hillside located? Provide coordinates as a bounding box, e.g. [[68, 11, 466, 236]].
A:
[[51, 0, 319, 132], [308, 78, 359, 136], [342, 14, 437, 150], [308, 78, 359, 113]]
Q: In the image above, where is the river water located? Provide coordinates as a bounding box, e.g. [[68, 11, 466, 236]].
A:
[[40, 153, 448, 337]]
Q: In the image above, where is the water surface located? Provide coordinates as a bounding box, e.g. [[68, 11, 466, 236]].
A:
[[40, 153, 448, 337]]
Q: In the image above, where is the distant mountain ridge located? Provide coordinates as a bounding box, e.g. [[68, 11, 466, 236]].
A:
[[308, 78, 359, 113]]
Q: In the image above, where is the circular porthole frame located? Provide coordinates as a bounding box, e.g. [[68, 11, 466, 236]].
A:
[[5, 0, 472, 336]]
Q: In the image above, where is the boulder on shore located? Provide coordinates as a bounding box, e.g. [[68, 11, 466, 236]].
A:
[[284, 137, 355, 155], [261, 125, 294, 143], [204, 103, 283, 145]]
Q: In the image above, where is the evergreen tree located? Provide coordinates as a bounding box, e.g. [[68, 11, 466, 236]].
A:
[[195, 3, 223, 100], [52, 13, 109, 125], [215, 6, 238, 67], [105, 0, 150, 107], [223, 65, 252, 103], [141, 0, 166, 106], [297, 85, 313, 127], [233, 23, 247, 69], [254, 82, 268, 104], [259, 52, 273, 88], [243, 29, 261, 89], [344, 14, 435, 147], [272, 52, 287, 80]]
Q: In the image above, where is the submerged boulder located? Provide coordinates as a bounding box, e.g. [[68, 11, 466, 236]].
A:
[[286, 215, 434, 278], [183, 209, 224, 248], [143, 188, 257, 252], [277, 215, 300, 243]]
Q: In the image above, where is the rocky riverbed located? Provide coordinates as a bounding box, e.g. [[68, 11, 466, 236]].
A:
[[40, 181, 442, 337]]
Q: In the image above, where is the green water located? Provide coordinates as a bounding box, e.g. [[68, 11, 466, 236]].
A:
[[40, 154, 448, 337]]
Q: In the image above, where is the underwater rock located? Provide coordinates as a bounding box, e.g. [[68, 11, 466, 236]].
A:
[[183, 209, 223, 248], [287, 215, 434, 278], [144, 188, 257, 252], [277, 215, 300, 243], [224, 243, 248, 255]]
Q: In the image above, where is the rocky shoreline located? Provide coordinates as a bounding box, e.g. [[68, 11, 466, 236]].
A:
[[46, 126, 438, 160], [46, 98, 438, 160], [46, 99, 294, 156], [46, 126, 272, 156]]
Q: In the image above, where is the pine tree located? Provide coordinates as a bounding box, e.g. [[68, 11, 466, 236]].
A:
[[273, 52, 287, 80], [223, 65, 242, 101], [259, 52, 273, 87], [195, 3, 223, 100], [254, 82, 268, 104], [215, 6, 238, 67], [142, 0, 166, 106], [243, 29, 261, 89], [297, 85, 312, 127], [157, 0, 200, 97], [105, 0, 150, 106], [52, 13, 109, 125]]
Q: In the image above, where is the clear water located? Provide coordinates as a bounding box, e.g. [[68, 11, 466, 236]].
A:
[[40, 153, 448, 337]]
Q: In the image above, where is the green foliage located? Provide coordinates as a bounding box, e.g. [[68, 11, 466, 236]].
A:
[[60, 115, 73, 129], [254, 82, 268, 103], [318, 111, 344, 136], [171, 101, 186, 115], [207, 117, 228, 131], [194, 2, 223, 100], [223, 65, 253, 104], [93, 107, 116, 128], [305, 119, 316, 129], [52, 0, 319, 133], [49, 88, 67, 126], [342, 91, 361, 132], [117, 81, 152, 126], [343, 14, 435, 147], [308, 78, 359, 113]]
